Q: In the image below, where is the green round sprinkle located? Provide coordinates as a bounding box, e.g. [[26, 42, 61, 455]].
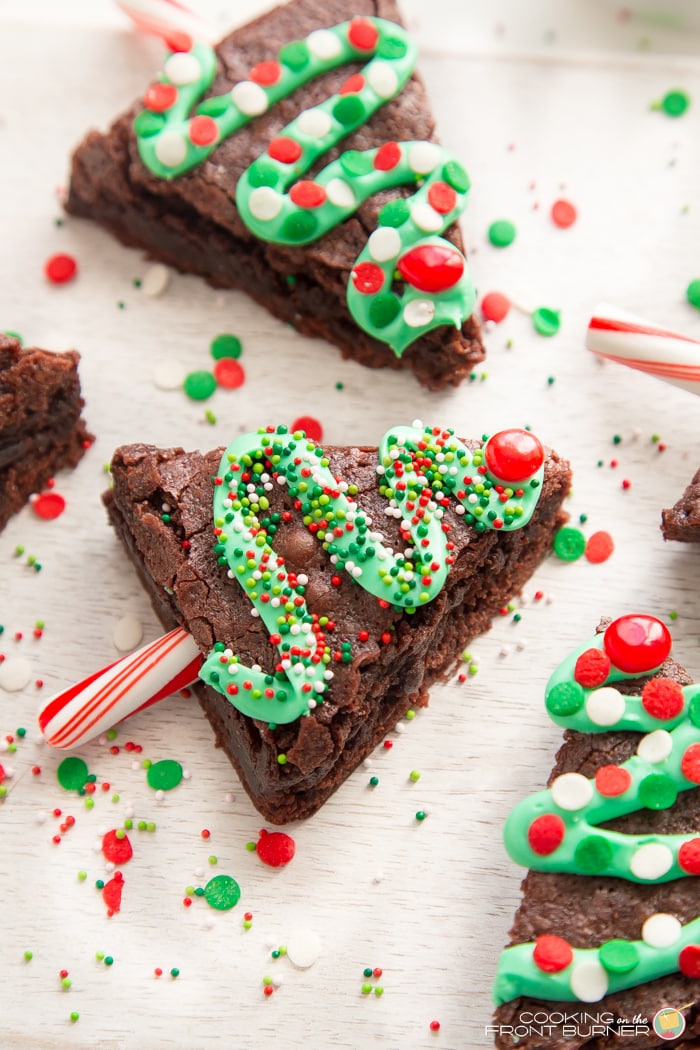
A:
[[203, 874, 241, 911], [409, 770, 421, 782], [262, 975, 273, 986], [278, 946, 287, 956], [115, 829, 126, 840], [552, 526, 586, 561], [77, 871, 87, 882], [183, 371, 217, 402], [669, 610, 678, 621], [340, 150, 374, 177], [374, 986, 384, 997], [96, 952, 104, 961], [208, 855, 217, 865], [415, 811, 427, 822], [272, 950, 280, 959], [57, 756, 89, 792], [488, 219, 516, 248], [96, 880, 104, 890], [107, 729, 118, 740], [23, 950, 33, 961], [146, 821, 156, 832], [405, 709, 415, 720], [210, 334, 242, 360], [574, 835, 613, 874], [104, 956, 114, 967], [369, 293, 401, 329], [363, 967, 373, 978], [281, 211, 317, 242], [688, 695, 700, 728], [547, 681, 585, 716], [377, 35, 408, 59], [142, 759, 152, 769], [279, 40, 309, 70], [62, 977, 72, 990], [442, 159, 470, 194], [205, 409, 217, 425], [134, 110, 166, 137], [638, 772, 678, 810], [378, 198, 410, 228], [369, 776, 379, 787], [532, 306, 561, 336], [194, 887, 205, 897], [197, 95, 230, 117], [361, 983, 372, 995], [579, 513, 588, 524], [333, 95, 365, 126], [70, 1012, 79, 1023], [16, 727, 26, 738], [146, 759, 183, 791], [661, 89, 690, 117], [686, 279, 700, 311], [124, 819, 133, 830], [170, 968, 180, 978], [245, 841, 256, 851], [599, 938, 640, 974], [247, 162, 279, 189], [243, 920, 252, 930]]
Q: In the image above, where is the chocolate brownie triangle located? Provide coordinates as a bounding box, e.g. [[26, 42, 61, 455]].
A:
[[0, 334, 92, 532], [103, 425, 570, 822], [67, 0, 485, 390], [662, 470, 700, 544]]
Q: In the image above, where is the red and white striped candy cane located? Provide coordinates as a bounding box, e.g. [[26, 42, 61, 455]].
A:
[[115, 0, 216, 48], [38, 628, 201, 749]]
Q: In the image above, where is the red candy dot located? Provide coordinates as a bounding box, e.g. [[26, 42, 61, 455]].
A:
[[45, 253, 77, 284], [291, 416, 323, 442], [574, 648, 611, 688], [551, 199, 577, 228], [340, 73, 365, 95], [374, 141, 401, 171], [396, 244, 464, 293], [427, 181, 458, 215], [681, 743, 700, 784], [533, 934, 573, 973], [679, 945, 700, 978], [429, 1021, 441, 1032], [268, 137, 302, 165], [31, 492, 66, 521], [348, 17, 379, 51], [678, 838, 700, 874], [189, 115, 218, 147], [595, 764, 632, 797], [527, 813, 565, 856], [145, 82, 177, 112], [213, 358, 245, 389], [352, 261, 385, 295], [485, 429, 545, 483], [164, 33, 192, 53], [102, 873, 124, 917], [641, 677, 684, 721], [480, 291, 510, 323], [289, 181, 327, 209], [249, 60, 282, 86], [585, 530, 615, 564], [255, 829, 296, 867], [102, 829, 133, 866], [603, 615, 671, 674]]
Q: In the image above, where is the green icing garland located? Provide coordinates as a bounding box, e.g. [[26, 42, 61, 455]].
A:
[[494, 615, 700, 1005], [198, 423, 545, 725], [133, 18, 475, 356]]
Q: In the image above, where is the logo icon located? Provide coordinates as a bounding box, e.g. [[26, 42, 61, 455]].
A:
[[653, 1008, 686, 1040]]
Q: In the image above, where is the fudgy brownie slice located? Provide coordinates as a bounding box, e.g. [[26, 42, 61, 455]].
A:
[[103, 429, 570, 822], [662, 469, 700, 543], [0, 334, 92, 532], [67, 0, 485, 390]]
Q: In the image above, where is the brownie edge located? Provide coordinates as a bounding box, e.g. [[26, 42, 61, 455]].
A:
[[662, 468, 700, 544]]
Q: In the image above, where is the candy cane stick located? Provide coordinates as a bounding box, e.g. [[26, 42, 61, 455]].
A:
[[587, 302, 700, 396], [115, 0, 217, 47], [38, 628, 201, 749]]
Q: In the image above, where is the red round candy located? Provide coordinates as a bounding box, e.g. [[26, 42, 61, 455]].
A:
[[352, 261, 385, 295], [32, 491, 66, 521], [213, 358, 245, 389], [480, 291, 510, 323], [164, 32, 192, 53], [641, 678, 684, 721], [45, 253, 77, 284], [574, 648, 611, 688], [339, 73, 365, 95], [249, 60, 282, 86], [595, 764, 632, 797], [533, 934, 573, 973], [603, 615, 671, 674], [291, 416, 323, 442], [374, 141, 401, 171], [289, 181, 327, 209], [348, 17, 379, 51], [145, 82, 178, 112], [484, 429, 545, 483], [268, 137, 302, 164], [189, 115, 218, 147], [585, 530, 615, 564], [396, 244, 464, 293], [678, 838, 700, 874], [551, 199, 577, 229], [256, 829, 296, 867], [527, 813, 565, 856], [427, 181, 458, 215], [681, 743, 700, 784], [102, 829, 133, 866], [679, 944, 700, 978]]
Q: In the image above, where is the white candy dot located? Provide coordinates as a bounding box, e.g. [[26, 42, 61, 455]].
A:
[[570, 960, 608, 1002], [152, 361, 187, 390], [155, 131, 187, 168], [585, 686, 626, 727], [230, 81, 268, 117], [0, 656, 32, 692], [113, 616, 144, 653], [642, 912, 682, 948], [325, 178, 355, 208], [409, 141, 441, 175], [551, 772, 593, 811], [637, 729, 673, 764], [297, 108, 332, 138], [248, 186, 283, 221], [286, 928, 322, 969], [367, 62, 399, 98], [164, 52, 201, 86], [630, 842, 674, 881], [403, 299, 436, 328], [368, 226, 401, 262], [306, 29, 342, 59], [411, 203, 443, 232], [141, 264, 170, 298]]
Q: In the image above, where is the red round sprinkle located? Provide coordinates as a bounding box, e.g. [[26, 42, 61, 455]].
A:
[[244, 912, 253, 921], [595, 764, 632, 797], [383, 740, 393, 750], [45, 253, 77, 284], [213, 358, 245, 389], [374, 141, 401, 171], [603, 615, 671, 674], [678, 838, 700, 874], [289, 181, 326, 209], [480, 291, 511, 323], [102, 829, 133, 866], [427, 181, 458, 215], [533, 934, 573, 973], [291, 416, 323, 442], [551, 199, 577, 228], [145, 82, 177, 112], [183, 897, 192, 907], [339, 73, 365, 95], [485, 429, 545, 483], [429, 1021, 441, 1032], [641, 678, 684, 721], [154, 968, 163, 977], [527, 814, 565, 856], [621, 479, 632, 490], [249, 60, 282, 86], [52, 835, 61, 845], [263, 985, 274, 996], [585, 530, 615, 564], [256, 829, 296, 867], [373, 967, 383, 978], [348, 17, 379, 51], [164, 33, 192, 53], [31, 492, 66, 521], [189, 115, 218, 147], [352, 261, 385, 295], [201, 828, 211, 839], [574, 648, 611, 688], [679, 944, 700, 978], [268, 137, 302, 164], [59, 969, 69, 979], [681, 743, 700, 784]]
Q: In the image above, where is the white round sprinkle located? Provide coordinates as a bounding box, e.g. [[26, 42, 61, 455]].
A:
[[368, 226, 401, 262], [230, 81, 268, 117], [306, 29, 342, 59], [585, 686, 626, 727], [551, 772, 593, 811], [325, 178, 355, 209], [152, 361, 187, 390], [637, 729, 673, 764], [411, 202, 443, 232], [141, 264, 170, 298], [367, 62, 399, 98], [155, 131, 187, 168], [164, 52, 201, 85], [0, 656, 32, 692], [409, 141, 441, 174], [403, 299, 436, 328], [113, 615, 144, 653], [297, 108, 332, 138], [248, 186, 283, 222], [570, 961, 609, 1002], [286, 928, 322, 969], [642, 912, 682, 948], [630, 842, 674, 881]]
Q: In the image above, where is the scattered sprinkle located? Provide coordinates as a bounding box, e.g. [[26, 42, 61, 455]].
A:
[[480, 291, 510, 323], [488, 219, 516, 248], [146, 759, 183, 791], [291, 416, 323, 442], [31, 491, 66, 520], [203, 874, 241, 910], [687, 279, 700, 311], [585, 530, 615, 564], [550, 199, 577, 228], [45, 253, 77, 284], [210, 334, 242, 360], [657, 89, 690, 117], [531, 306, 561, 336], [255, 828, 296, 867], [552, 526, 586, 562], [184, 370, 217, 401], [113, 615, 144, 653], [213, 357, 245, 389]]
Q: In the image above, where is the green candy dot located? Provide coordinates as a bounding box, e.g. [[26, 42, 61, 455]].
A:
[[197, 95, 229, 117], [688, 695, 700, 728], [686, 279, 700, 311], [442, 160, 470, 194], [638, 772, 678, 810], [661, 89, 690, 117], [203, 874, 241, 911], [574, 835, 613, 874], [599, 938, 640, 974], [3, 331, 23, 345], [146, 759, 183, 791], [378, 198, 410, 228], [369, 293, 401, 329], [340, 150, 374, 177], [279, 40, 309, 70], [134, 110, 166, 137], [281, 211, 318, 242], [532, 307, 561, 336], [377, 35, 408, 59], [248, 162, 280, 189], [210, 334, 242, 360], [184, 370, 217, 401], [333, 95, 365, 126], [552, 526, 586, 561], [57, 756, 89, 792], [546, 680, 585, 716], [488, 219, 516, 248]]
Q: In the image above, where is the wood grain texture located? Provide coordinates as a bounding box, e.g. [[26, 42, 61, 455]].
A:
[[1, 4, 699, 1048]]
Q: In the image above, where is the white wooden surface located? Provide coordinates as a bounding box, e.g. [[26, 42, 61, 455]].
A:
[[1, 3, 700, 1048]]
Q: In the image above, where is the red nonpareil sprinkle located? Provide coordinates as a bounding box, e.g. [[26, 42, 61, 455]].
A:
[[373, 967, 382, 978], [154, 968, 163, 977], [373, 141, 401, 171], [585, 531, 615, 564], [249, 60, 282, 86], [268, 137, 302, 165], [429, 1021, 441, 1032], [680, 743, 700, 784], [427, 181, 458, 214], [289, 181, 326, 209], [348, 17, 379, 50], [595, 764, 632, 797], [145, 82, 177, 112], [480, 291, 510, 323], [339, 73, 365, 95], [352, 262, 384, 295], [641, 678, 684, 721], [527, 813, 565, 855], [574, 648, 611, 688], [679, 944, 700, 978], [533, 934, 573, 973], [550, 199, 577, 228], [383, 740, 393, 750], [183, 898, 192, 907], [678, 838, 700, 874], [189, 115, 218, 147], [31, 491, 66, 520], [213, 358, 245, 389], [291, 416, 323, 442], [201, 829, 211, 839], [45, 253, 77, 284], [263, 985, 274, 997]]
